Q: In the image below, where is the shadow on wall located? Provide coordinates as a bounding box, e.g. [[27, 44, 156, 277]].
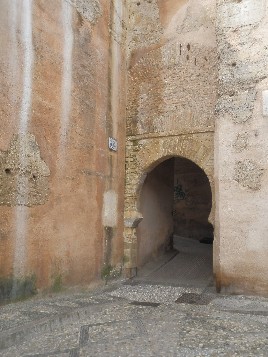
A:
[[137, 158, 175, 268], [137, 156, 213, 268], [173, 157, 213, 242]]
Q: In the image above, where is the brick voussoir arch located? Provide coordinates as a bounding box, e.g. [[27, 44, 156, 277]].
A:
[[134, 136, 214, 205]]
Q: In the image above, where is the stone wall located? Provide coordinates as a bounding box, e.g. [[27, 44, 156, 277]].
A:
[[0, 0, 127, 292], [1, 0, 267, 298], [215, 0, 268, 295], [173, 157, 213, 241], [124, 0, 218, 275], [137, 159, 174, 267]]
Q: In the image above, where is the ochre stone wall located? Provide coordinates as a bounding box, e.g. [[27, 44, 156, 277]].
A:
[[0, 0, 127, 290], [215, 0, 268, 295], [124, 0, 218, 275]]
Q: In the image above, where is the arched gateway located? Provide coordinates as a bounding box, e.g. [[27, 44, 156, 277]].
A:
[[123, 133, 217, 278]]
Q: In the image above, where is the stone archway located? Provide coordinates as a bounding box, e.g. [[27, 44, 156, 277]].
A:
[[124, 133, 215, 277]]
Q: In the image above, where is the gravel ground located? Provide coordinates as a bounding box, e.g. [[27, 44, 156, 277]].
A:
[[0, 280, 267, 357], [1, 239, 267, 356]]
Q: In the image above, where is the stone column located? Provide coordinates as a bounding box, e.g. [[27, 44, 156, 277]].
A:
[[123, 210, 143, 277]]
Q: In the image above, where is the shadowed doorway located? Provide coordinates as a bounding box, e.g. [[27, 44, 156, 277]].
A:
[[136, 157, 213, 287]]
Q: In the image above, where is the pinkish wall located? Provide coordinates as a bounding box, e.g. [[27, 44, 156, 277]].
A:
[[0, 0, 127, 291], [137, 159, 174, 267]]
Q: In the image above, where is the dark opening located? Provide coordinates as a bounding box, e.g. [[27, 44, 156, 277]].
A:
[[137, 157, 213, 285], [173, 157, 213, 243]]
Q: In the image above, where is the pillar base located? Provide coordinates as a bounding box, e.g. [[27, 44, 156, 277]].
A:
[[124, 267, 137, 279]]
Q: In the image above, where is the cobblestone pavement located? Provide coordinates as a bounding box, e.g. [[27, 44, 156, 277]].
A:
[[0, 240, 267, 356]]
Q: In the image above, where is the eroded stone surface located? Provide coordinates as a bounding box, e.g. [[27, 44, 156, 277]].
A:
[[233, 132, 249, 153], [127, 42, 218, 135], [217, 0, 266, 28], [128, 0, 163, 52], [0, 134, 50, 206], [234, 160, 264, 191], [215, 0, 268, 294], [217, 89, 257, 124], [66, 0, 102, 24]]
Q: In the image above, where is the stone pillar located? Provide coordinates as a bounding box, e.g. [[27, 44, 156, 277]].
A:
[[123, 210, 143, 277], [215, 0, 268, 295]]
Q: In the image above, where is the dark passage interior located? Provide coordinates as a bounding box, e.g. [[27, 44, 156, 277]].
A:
[[173, 157, 213, 241], [137, 159, 174, 267], [137, 157, 213, 286]]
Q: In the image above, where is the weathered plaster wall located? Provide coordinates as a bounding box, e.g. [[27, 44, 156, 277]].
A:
[[173, 157, 213, 240], [0, 0, 127, 291], [215, 0, 268, 295], [2, 0, 266, 298], [137, 159, 174, 267], [124, 0, 218, 274], [127, 0, 218, 136]]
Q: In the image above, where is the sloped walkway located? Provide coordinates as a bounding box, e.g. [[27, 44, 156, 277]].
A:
[[134, 236, 213, 289]]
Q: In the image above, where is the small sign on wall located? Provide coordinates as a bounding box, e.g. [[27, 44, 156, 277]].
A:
[[108, 137, 118, 152], [262, 90, 268, 116]]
